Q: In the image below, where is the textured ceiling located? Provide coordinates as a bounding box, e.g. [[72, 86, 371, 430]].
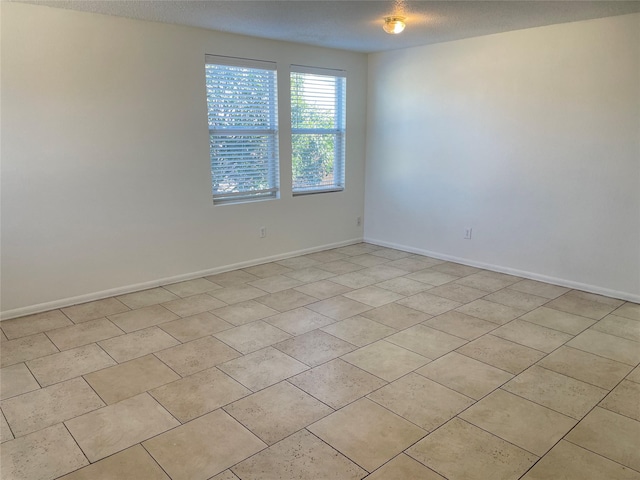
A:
[[15, 0, 640, 53]]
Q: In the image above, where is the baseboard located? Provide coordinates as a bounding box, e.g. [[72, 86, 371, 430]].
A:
[[364, 237, 640, 304], [0, 237, 364, 321]]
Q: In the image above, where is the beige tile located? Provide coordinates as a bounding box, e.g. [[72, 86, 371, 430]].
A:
[[1, 377, 104, 437], [1, 310, 72, 339], [369, 373, 473, 431], [361, 303, 431, 330], [335, 243, 380, 256], [343, 286, 404, 307], [387, 324, 467, 359], [116, 287, 179, 309], [519, 306, 595, 335], [407, 418, 536, 480], [359, 264, 409, 282], [504, 365, 607, 419], [162, 293, 226, 317], [0, 423, 88, 480], [385, 256, 442, 272], [330, 271, 378, 289], [416, 351, 513, 400], [565, 290, 625, 307], [150, 367, 250, 422], [321, 316, 396, 346], [367, 454, 446, 480], [156, 336, 241, 376], [247, 274, 303, 293], [98, 327, 179, 363], [521, 440, 640, 480], [546, 294, 617, 320], [289, 358, 386, 409], [346, 253, 390, 267], [566, 407, 640, 471], [276, 256, 321, 269], [460, 389, 576, 456], [274, 330, 356, 367], [613, 302, 640, 321], [107, 304, 178, 333], [158, 312, 233, 342], [538, 346, 632, 390], [370, 247, 412, 260], [293, 279, 353, 300], [397, 292, 462, 316], [210, 471, 240, 480], [232, 429, 366, 480], [1, 329, 7, 342], [212, 300, 279, 326], [0, 333, 58, 367], [456, 335, 545, 374], [27, 344, 116, 387], [628, 365, 640, 383], [244, 262, 293, 278], [45, 318, 124, 351], [224, 381, 332, 444], [315, 259, 365, 275], [283, 266, 336, 283], [492, 319, 573, 353], [428, 283, 488, 303], [215, 321, 292, 354], [304, 250, 349, 263], [431, 262, 481, 277], [309, 398, 425, 472], [508, 279, 570, 299], [600, 380, 640, 421], [219, 347, 308, 391], [144, 409, 266, 480], [59, 444, 170, 480], [255, 289, 317, 312], [484, 289, 548, 311], [405, 269, 459, 286], [308, 296, 372, 320], [210, 284, 267, 304], [593, 314, 640, 342], [205, 269, 260, 287], [567, 329, 640, 365], [1, 411, 12, 443], [375, 277, 432, 296], [454, 272, 521, 292], [1, 363, 40, 400], [66, 393, 179, 462], [164, 278, 222, 297], [456, 298, 526, 325], [84, 354, 180, 404], [342, 341, 429, 381], [424, 311, 497, 340], [264, 307, 335, 335], [62, 298, 129, 324]]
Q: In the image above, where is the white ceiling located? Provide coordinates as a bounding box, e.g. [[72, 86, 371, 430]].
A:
[[17, 0, 640, 53]]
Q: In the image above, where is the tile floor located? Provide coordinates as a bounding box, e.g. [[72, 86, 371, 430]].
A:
[[1, 243, 639, 479]]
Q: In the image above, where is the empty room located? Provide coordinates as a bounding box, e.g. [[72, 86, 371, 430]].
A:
[[1, 1, 639, 479]]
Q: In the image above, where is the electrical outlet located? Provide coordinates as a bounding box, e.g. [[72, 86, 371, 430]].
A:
[[356, 216, 362, 226], [260, 226, 266, 238], [464, 228, 472, 240]]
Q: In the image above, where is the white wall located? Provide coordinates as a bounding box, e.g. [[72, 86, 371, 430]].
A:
[[365, 14, 640, 301], [0, 2, 368, 316]]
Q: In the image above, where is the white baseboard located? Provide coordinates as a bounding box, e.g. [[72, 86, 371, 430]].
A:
[[365, 237, 640, 304], [0, 238, 363, 321]]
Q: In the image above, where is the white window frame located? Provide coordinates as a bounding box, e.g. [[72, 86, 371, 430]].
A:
[[205, 55, 279, 205], [290, 65, 346, 195]]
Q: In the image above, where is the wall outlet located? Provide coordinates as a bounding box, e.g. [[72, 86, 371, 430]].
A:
[[464, 227, 472, 240], [259, 226, 266, 238], [356, 216, 362, 226]]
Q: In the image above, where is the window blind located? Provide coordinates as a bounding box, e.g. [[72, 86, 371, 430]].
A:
[[205, 56, 279, 204], [290, 66, 346, 195]]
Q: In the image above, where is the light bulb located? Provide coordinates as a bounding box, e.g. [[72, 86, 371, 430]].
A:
[[383, 16, 406, 34]]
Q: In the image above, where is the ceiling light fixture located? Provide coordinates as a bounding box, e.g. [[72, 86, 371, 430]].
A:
[[383, 16, 406, 34]]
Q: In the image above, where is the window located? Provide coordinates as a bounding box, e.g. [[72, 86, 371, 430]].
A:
[[290, 66, 346, 195], [205, 56, 279, 204]]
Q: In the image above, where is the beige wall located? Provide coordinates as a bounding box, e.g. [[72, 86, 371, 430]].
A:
[[0, 2, 368, 316], [365, 14, 640, 301]]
